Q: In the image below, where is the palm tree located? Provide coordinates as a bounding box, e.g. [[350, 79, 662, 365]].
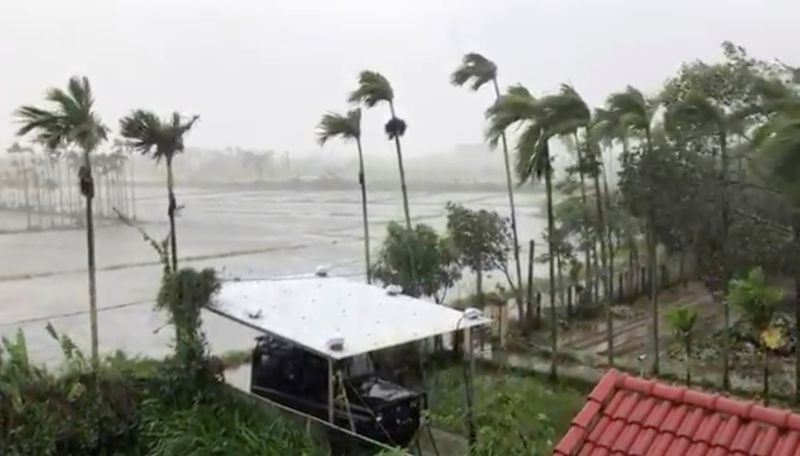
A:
[[665, 90, 748, 390], [317, 108, 372, 283], [486, 84, 588, 380], [606, 85, 660, 374], [451, 53, 525, 325], [728, 267, 785, 404], [120, 110, 199, 273], [15, 76, 108, 366], [664, 304, 698, 386], [349, 71, 412, 230]]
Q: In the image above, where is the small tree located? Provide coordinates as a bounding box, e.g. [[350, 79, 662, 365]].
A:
[[445, 202, 513, 307], [372, 222, 461, 302], [728, 267, 785, 404], [664, 304, 698, 386]]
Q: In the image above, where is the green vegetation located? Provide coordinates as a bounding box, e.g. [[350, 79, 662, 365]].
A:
[[427, 366, 584, 455], [664, 304, 699, 385]]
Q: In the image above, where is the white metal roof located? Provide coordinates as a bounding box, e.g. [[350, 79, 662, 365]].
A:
[[207, 276, 491, 360]]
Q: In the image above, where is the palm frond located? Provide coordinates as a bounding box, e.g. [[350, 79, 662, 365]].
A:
[[317, 109, 360, 145], [348, 70, 394, 107], [664, 90, 723, 136], [514, 123, 543, 183], [606, 86, 651, 133], [484, 84, 538, 147], [120, 110, 197, 161], [450, 53, 497, 91]]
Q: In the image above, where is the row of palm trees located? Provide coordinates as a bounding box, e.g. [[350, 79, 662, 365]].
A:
[[15, 76, 198, 365], [1, 142, 136, 229]]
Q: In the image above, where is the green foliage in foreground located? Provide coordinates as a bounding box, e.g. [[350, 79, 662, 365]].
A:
[[427, 366, 584, 455]]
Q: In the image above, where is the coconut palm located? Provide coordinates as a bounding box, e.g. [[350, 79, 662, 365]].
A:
[[728, 267, 785, 404], [348, 71, 412, 230], [664, 304, 698, 386], [15, 76, 108, 366], [120, 110, 199, 273], [606, 85, 661, 374], [451, 53, 525, 324], [317, 108, 372, 283], [486, 84, 588, 380]]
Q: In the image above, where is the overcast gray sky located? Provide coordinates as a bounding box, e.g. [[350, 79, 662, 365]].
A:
[[1, 0, 798, 157]]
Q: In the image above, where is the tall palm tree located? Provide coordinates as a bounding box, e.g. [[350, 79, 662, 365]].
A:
[[15, 76, 108, 366], [451, 53, 525, 325], [317, 108, 372, 283], [120, 110, 199, 273], [607, 85, 660, 374], [486, 84, 587, 380], [349, 71, 412, 230], [664, 304, 698, 386], [665, 90, 747, 390]]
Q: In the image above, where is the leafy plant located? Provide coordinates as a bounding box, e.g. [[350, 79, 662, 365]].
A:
[[664, 304, 698, 385]]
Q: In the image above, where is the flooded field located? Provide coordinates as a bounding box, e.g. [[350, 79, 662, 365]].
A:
[[0, 186, 547, 364]]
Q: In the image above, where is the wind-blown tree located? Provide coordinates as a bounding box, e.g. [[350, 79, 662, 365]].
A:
[[664, 304, 698, 386], [751, 84, 800, 401], [451, 53, 525, 323], [372, 221, 461, 303], [486, 84, 588, 380], [349, 71, 412, 230], [15, 76, 108, 365], [317, 108, 372, 283], [445, 202, 514, 307], [120, 110, 199, 272], [664, 90, 747, 389], [607, 85, 661, 374], [728, 267, 785, 404]]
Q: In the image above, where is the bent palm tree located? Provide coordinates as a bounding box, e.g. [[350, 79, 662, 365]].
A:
[[451, 53, 525, 325], [15, 76, 108, 366], [486, 84, 586, 380], [349, 71, 412, 229], [607, 86, 660, 374], [317, 108, 372, 283], [120, 111, 199, 273]]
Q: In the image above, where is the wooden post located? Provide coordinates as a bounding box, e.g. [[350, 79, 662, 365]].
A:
[[464, 326, 477, 445], [661, 264, 668, 288], [536, 292, 542, 324], [618, 272, 623, 302], [567, 286, 573, 317], [327, 358, 335, 424], [640, 266, 647, 294]]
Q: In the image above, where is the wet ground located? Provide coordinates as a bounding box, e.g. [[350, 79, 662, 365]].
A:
[[0, 185, 547, 365]]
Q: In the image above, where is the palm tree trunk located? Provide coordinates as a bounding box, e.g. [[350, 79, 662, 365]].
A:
[[493, 78, 525, 325], [355, 138, 371, 283], [166, 157, 179, 273], [556, 252, 565, 317], [720, 130, 731, 391], [647, 218, 659, 375], [573, 134, 593, 307], [764, 350, 770, 405], [590, 154, 613, 365], [544, 141, 558, 381], [81, 149, 99, 367], [388, 102, 412, 230], [685, 335, 692, 387], [388, 101, 417, 293]]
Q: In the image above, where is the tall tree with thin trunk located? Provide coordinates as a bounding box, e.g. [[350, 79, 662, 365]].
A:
[[349, 71, 412, 229], [15, 76, 108, 366], [317, 108, 372, 283], [665, 89, 746, 390], [487, 84, 588, 380], [120, 111, 199, 273], [607, 85, 660, 374], [451, 53, 525, 325]]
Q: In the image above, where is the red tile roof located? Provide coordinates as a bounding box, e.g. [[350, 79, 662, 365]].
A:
[[554, 369, 800, 456]]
